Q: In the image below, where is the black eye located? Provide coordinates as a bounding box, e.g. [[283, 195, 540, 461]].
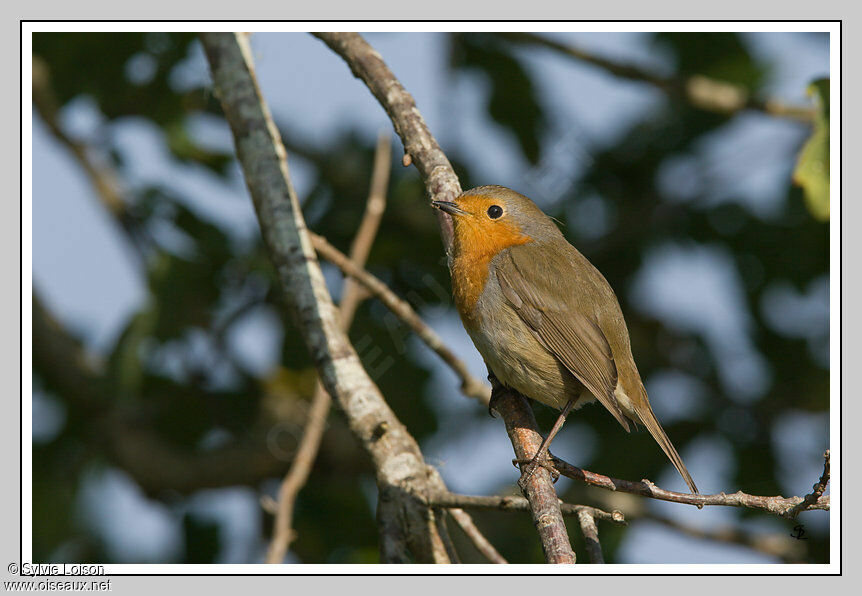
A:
[[487, 205, 503, 219]]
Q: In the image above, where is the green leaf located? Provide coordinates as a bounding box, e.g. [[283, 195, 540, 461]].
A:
[[793, 78, 830, 221]]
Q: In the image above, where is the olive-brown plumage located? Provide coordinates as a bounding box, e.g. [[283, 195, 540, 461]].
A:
[[435, 185, 698, 494]]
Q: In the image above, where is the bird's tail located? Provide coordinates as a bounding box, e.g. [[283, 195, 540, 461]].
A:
[[632, 399, 699, 494]]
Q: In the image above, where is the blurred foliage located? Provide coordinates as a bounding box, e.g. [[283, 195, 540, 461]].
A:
[[654, 32, 766, 90], [450, 33, 546, 163], [793, 78, 830, 221], [32, 32, 829, 565]]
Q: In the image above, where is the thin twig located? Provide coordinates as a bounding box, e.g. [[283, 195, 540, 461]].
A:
[[422, 490, 625, 525], [497, 32, 816, 122], [586, 487, 807, 563], [788, 450, 830, 518], [433, 509, 460, 564], [419, 468, 508, 565], [339, 131, 392, 324], [309, 231, 491, 405], [264, 383, 328, 563], [447, 508, 508, 564], [576, 510, 604, 564], [266, 133, 392, 563], [550, 455, 830, 518]]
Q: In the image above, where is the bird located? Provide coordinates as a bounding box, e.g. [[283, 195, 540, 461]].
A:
[[433, 185, 698, 494]]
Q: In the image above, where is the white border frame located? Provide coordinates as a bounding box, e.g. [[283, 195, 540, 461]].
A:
[[21, 20, 840, 575]]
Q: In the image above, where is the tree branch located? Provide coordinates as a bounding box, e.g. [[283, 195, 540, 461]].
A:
[[788, 450, 830, 518], [576, 510, 604, 564], [586, 486, 808, 563], [309, 220, 826, 555], [432, 509, 461, 564], [201, 31, 456, 564], [421, 490, 625, 525], [497, 32, 816, 122], [266, 133, 391, 564], [377, 489, 412, 563], [339, 131, 392, 321], [550, 454, 830, 518], [493, 385, 577, 563], [447, 508, 508, 564], [310, 214, 826, 556]]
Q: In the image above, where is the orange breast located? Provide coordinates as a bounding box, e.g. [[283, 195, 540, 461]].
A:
[[451, 217, 531, 326]]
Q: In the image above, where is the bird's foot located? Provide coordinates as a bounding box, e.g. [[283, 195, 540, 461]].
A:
[[513, 450, 560, 484]]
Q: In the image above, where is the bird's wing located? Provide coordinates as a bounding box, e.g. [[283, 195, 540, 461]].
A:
[[494, 243, 629, 430]]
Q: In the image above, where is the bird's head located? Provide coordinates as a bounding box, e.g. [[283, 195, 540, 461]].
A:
[[433, 186, 562, 260]]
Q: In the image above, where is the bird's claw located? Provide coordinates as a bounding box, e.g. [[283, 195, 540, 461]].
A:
[[512, 452, 560, 483]]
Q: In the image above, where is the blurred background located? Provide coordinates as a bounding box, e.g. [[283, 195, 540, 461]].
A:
[[31, 31, 830, 564]]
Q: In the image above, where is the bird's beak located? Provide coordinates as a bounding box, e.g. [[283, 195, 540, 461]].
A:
[[431, 201, 470, 217]]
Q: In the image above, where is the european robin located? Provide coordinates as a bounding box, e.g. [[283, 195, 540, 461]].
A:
[[433, 185, 698, 494]]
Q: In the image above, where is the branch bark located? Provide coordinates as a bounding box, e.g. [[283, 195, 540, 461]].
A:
[[493, 386, 576, 563], [201, 31, 457, 564], [422, 490, 624, 525], [576, 510, 604, 564], [788, 450, 830, 518]]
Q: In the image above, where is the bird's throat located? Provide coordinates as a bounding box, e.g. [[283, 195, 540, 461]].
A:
[[450, 219, 531, 320]]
